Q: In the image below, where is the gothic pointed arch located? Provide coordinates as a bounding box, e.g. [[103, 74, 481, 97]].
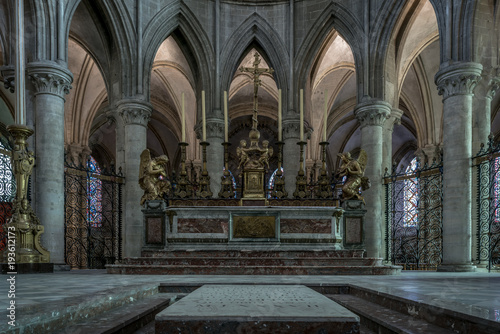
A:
[[142, 3, 214, 109], [220, 13, 289, 104], [295, 2, 364, 103]]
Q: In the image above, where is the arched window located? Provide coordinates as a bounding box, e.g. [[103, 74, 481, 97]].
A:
[[267, 167, 283, 198], [403, 157, 419, 227], [87, 156, 102, 228], [0, 140, 15, 202]]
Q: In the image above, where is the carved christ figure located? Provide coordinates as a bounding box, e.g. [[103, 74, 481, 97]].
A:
[[239, 52, 274, 130]]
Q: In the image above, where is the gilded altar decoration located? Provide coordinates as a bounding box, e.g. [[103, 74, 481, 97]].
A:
[[3, 124, 50, 264], [139, 149, 171, 205], [336, 150, 370, 202], [232, 216, 276, 238]]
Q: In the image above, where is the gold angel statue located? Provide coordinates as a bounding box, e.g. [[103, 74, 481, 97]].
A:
[[336, 150, 370, 202], [139, 149, 171, 205]]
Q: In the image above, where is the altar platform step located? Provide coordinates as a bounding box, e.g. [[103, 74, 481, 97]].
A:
[[141, 248, 366, 258]]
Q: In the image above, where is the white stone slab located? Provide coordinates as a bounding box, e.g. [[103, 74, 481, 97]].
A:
[[157, 284, 358, 322]]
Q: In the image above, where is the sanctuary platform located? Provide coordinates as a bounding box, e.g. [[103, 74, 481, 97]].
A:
[[107, 202, 401, 275], [155, 284, 360, 333]]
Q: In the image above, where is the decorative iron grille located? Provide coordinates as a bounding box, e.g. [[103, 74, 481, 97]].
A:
[[64, 158, 123, 269], [0, 139, 15, 252], [384, 158, 443, 270], [473, 140, 500, 271]]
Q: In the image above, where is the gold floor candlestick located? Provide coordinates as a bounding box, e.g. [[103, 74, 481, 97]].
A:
[[293, 141, 308, 199], [271, 141, 287, 199], [2, 124, 50, 270], [316, 141, 333, 199], [174, 142, 192, 198], [219, 142, 235, 198], [196, 141, 213, 198]]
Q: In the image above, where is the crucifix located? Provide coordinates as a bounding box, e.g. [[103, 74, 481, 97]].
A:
[[239, 52, 274, 130]]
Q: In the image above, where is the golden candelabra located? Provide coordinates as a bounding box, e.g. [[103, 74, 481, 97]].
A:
[[219, 142, 235, 198], [196, 141, 213, 198], [271, 141, 287, 199], [2, 124, 50, 267], [174, 142, 192, 198], [316, 141, 333, 198], [293, 141, 308, 199]]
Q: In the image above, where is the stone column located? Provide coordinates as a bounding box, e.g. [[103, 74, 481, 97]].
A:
[[435, 62, 482, 272], [205, 117, 225, 196], [28, 62, 73, 265], [117, 100, 151, 257], [381, 108, 402, 261], [354, 99, 390, 258], [282, 119, 300, 197], [471, 68, 499, 267]]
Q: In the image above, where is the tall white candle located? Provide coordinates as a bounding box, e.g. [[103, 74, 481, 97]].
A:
[[323, 90, 328, 142], [300, 89, 304, 141], [278, 89, 282, 141], [224, 91, 228, 142], [181, 92, 185, 142], [16, 0, 25, 125], [202, 90, 206, 141]]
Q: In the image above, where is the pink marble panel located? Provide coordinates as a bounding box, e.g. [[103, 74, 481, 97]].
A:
[[146, 217, 163, 244], [280, 219, 331, 234], [178, 218, 228, 234], [345, 217, 362, 244]]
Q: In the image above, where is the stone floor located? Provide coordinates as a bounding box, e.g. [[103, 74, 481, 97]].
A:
[[1, 270, 499, 332]]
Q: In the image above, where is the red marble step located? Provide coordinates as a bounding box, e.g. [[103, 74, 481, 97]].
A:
[[106, 264, 401, 275], [141, 249, 366, 258], [121, 256, 383, 267]]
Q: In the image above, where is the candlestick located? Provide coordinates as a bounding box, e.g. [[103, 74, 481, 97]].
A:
[[181, 92, 185, 142], [202, 90, 206, 141], [293, 140, 308, 199], [196, 141, 212, 198], [224, 91, 228, 142], [300, 89, 304, 141], [323, 90, 327, 142], [219, 142, 234, 199], [271, 141, 287, 199], [316, 141, 333, 199], [16, 0, 25, 125], [174, 142, 192, 198], [278, 89, 282, 141]]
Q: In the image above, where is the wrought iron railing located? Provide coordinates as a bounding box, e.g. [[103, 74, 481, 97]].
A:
[[384, 158, 443, 270], [473, 140, 500, 271], [0, 139, 15, 252], [64, 158, 124, 269]]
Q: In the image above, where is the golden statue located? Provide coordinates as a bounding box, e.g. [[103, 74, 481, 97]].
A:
[[139, 149, 171, 205], [336, 150, 370, 202]]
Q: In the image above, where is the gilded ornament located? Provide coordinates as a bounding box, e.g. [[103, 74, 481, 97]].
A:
[[336, 149, 370, 202], [139, 149, 171, 205]]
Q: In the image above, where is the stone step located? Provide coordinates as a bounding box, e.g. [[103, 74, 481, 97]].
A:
[[106, 264, 401, 275], [122, 256, 383, 267], [327, 294, 456, 334], [142, 248, 366, 258], [346, 286, 500, 334], [54, 293, 181, 334]]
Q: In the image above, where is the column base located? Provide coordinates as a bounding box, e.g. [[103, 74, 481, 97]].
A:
[[436, 264, 476, 272], [1, 262, 54, 274]]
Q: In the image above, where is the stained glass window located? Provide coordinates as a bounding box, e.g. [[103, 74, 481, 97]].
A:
[[0, 141, 15, 202], [403, 157, 419, 227], [493, 157, 500, 223], [267, 167, 284, 198], [87, 156, 102, 228]]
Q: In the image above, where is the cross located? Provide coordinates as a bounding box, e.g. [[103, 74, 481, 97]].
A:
[[239, 52, 274, 130]]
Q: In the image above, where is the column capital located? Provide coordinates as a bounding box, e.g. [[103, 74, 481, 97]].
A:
[[435, 62, 482, 99], [476, 67, 500, 99], [384, 108, 403, 131], [27, 61, 73, 98], [354, 100, 391, 128], [117, 100, 152, 127], [195, 117, 225, 140]]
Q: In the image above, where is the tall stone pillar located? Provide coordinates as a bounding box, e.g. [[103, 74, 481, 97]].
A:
[[282, 119, 300, 197], [354, 100, 390, 258], [435, 62, 482, 272], [471, 69, 499, 267], [28, 62, 72, 265], [381, 108, 402, 261], [205, 117, 225, 196], [117, 100, 151, 257]]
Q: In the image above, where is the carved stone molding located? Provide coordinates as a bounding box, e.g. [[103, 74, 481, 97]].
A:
[[479, 67, 500, 99], [27, 62, 73, 98], [384, 108, 403, 132], [282, 119, 299, 140], [354, 100, 391, 128], [117, 100, 152, 127], [194, 118, 225, 140], [0, 65, 15, 93], [435, 62, 483, 100], [65, 143, 91, 166]]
